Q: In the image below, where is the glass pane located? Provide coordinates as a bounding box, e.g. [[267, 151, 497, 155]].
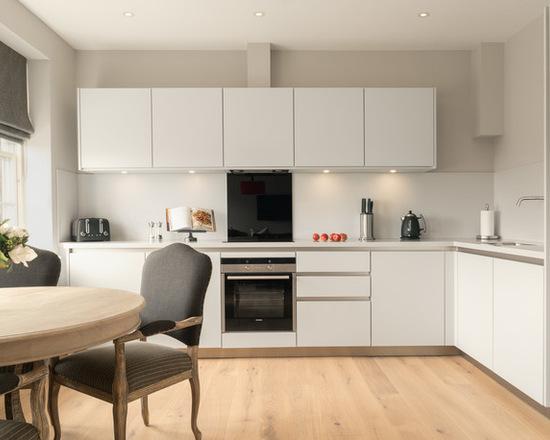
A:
[[0, 137, 21, 225]]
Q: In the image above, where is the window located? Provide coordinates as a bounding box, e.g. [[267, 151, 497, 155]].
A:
[[0, 137, 23, 225]]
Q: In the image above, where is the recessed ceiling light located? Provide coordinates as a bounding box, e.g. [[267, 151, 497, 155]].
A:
[[188, 170, 196, 174], [254, 11, 265, 17], [323, 169, 331, 174], [121, 170, 128, 174], [123, 11, 135, 18], [418, 12, 430, 18], [389, 169, 397, 174]]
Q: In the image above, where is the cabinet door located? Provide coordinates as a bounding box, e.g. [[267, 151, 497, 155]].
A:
[[199, 252, 222, 348], [297, 301, 371, 347], [223, 88, 294, 168], [371, 251, 444, 346], [294, 88, 364, 167], [456, 252, 493, 368], [152, 88, 223, 168], [79, 89, 152, 169], [364, 88, 435, 168], [494, 259, 544, 403], [69, 250, 145, 294]]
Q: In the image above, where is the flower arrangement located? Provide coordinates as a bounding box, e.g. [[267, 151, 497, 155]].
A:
[[0, 220, 38, 269]]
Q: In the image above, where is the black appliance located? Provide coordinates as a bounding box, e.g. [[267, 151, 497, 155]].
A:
[[222, 257, 296, 332], [400, 211, 426, 240], [227, 172, 292, 242], [71, 218, 110, 242]]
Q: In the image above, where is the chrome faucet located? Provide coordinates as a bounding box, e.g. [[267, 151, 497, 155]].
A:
[[516, 196, 544, 206]]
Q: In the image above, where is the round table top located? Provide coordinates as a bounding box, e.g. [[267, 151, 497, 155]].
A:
[[0, 286, 145, 366]]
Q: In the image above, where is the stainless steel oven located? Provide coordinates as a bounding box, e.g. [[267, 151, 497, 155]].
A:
[[222, 257, 296, 332]]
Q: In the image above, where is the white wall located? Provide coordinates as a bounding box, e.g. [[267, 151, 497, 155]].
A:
[[494, 16, 545, 241], [77, 173, 227, 241], [0, 0, 77, 251], [293, 172, 493, 240], [77, 171, 493, 241]]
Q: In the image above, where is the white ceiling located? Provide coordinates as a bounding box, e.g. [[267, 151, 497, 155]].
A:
[[18, 0, 549, 51]]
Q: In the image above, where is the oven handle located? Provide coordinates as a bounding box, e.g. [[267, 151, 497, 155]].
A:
[[226, 275, 291, 280]]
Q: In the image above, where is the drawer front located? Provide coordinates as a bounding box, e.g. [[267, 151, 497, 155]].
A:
[[222, 332, 296, 348], [297, 276, 371, 298], [297, 301, 371, 347], [297, 251, 370, 273]]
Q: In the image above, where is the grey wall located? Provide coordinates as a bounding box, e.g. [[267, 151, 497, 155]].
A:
[[494, 16, 544, 241]]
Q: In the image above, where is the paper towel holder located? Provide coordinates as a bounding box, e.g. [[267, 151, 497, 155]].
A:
[[476, 204, 500, 242]]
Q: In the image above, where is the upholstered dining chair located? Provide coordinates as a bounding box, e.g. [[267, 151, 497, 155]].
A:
[[0, 247, 61, 421], [49, 243, 212, 440], [0, 364, 49, 440]]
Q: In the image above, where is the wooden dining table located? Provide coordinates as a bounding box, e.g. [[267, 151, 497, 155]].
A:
[[0, 286, 145, 438]]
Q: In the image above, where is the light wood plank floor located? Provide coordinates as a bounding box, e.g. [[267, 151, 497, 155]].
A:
[[7, 356, 550, 439]]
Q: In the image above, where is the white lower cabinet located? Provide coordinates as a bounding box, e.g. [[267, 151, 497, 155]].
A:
[[297, 301, 371, 347], [69, 249, 222, 348], [199, 252, 222, 348], [493, 259, 544, 403], [456, 252, 493, 368], [371, 251, 445, 346], [69, 250, 146, 293]]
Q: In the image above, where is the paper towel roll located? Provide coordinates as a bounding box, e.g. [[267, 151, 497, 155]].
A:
[[480, 209, 495, 237]]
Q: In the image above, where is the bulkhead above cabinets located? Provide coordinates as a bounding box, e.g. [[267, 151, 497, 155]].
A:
[[77, 87, 437, 173]]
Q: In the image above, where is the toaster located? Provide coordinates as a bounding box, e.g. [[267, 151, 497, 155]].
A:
[[71, 218, 111, 242]]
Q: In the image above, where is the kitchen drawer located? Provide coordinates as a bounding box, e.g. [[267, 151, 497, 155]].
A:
[[297, 276, 371, 298], [297, 251, 370, 273], [297, 301, 371, 347], [222, 332, 296, 348]]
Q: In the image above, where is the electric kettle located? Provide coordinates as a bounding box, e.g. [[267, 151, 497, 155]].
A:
[[400, 211, 426, 240]]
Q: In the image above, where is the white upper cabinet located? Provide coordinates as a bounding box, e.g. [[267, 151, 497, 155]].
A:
[[79, 88, 152, 170], [364, 88, 436, 169], [152, 88, 223, 168], [493, 259, 544, 403], [456, 252, 493, 368], [223, 88, 294, 168], [294, 88, 364, 167], [371, 251, 445, 346]]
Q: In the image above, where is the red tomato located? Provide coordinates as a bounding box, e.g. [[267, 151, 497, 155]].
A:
[[340, 233, 348, 242], [312, 233, 320, 242], [320, 233, 329, 242]]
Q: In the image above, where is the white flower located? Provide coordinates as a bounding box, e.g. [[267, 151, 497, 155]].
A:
[[8, 245, 37, 267], [0, 222, 11, 235], [7, 227, 28, 239]]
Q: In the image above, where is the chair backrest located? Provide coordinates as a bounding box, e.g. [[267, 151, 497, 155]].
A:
[[0, 247, 61, 287], [140, 243, 212, 346]]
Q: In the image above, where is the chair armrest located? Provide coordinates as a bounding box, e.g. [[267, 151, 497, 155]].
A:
[[115, 316, 203, 344], [0, 364, 48, 396]]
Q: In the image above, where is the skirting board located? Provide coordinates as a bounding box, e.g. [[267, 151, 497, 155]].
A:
[[460, 352, 550, 419], [198, 346, 460, 359]]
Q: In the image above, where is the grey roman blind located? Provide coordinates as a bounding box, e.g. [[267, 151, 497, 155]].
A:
[[0, 41, 34, 140]]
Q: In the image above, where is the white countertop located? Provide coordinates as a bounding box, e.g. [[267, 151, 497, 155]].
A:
[[59, 238, 544, 260]]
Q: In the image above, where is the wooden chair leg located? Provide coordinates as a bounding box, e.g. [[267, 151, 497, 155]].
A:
[[188, 346, 202, 440], [141, 396, 150, 426], [49, 381, 62, 440], [113, 341, 129, 440], [113, 397, 128, 440], [189, 376, 202, 440]]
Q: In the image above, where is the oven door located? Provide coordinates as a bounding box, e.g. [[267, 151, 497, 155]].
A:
[[224, 273, 294, 332]]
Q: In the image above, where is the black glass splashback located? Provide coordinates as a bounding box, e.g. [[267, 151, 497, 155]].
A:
[[227, 172, 293, 242]]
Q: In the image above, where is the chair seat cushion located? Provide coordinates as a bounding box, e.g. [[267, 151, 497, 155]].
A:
[[0, 421, 39, 440], [54, 342, 193, 395]]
